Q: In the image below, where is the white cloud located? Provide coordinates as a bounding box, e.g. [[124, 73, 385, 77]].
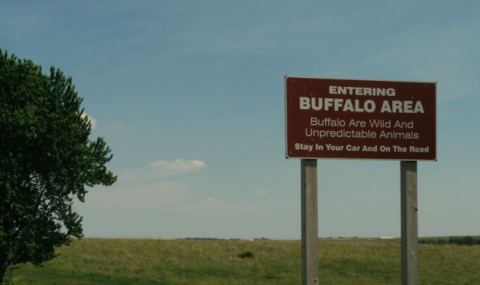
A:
[[148, 159, 206, 173], [201, 197, 220, 204], [83, 181, 187, 209], [81, 112, 97, 129], [117, 159, 207, 184]]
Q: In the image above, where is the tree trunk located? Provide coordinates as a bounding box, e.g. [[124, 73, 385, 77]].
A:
[[0, 251, 6, 285]]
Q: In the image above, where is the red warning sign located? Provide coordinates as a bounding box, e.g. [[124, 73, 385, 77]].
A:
[[285, 77, 436, 161]]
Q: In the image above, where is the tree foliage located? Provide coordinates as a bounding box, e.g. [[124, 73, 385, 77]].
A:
[[0, 49, 116, 283]]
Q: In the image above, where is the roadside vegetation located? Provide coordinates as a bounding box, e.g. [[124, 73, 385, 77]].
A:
[[4, 237, 480, 284], [419, 236, 480, 246]]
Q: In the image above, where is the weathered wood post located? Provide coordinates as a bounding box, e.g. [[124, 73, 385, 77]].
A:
[[301, 159, 318, 285], [401, 161, 418, 285]]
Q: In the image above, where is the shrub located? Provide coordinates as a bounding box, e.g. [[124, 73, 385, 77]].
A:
[[238, 251, 254, 259], [449, 236, 480, 246], [418, 239, 448, 245], [419, 236, 480, 246]]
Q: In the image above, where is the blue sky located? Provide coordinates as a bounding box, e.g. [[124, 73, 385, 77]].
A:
[[1, 0, 479, 239]]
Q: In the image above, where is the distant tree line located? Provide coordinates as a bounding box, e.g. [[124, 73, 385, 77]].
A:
[[182, 237, 270, 241], [253, 237, 270, 241], [419, 236, 480, 246], [184, 238, 241, 241]]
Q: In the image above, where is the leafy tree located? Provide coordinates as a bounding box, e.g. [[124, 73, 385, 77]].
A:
[[0, 49, 117, 283]]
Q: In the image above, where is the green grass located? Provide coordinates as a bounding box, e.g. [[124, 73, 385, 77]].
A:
[[5, 238, 480, 284]]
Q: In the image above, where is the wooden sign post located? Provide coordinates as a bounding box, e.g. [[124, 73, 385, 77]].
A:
[[301, 159, 318, 285], [401, 161, 418, 285]]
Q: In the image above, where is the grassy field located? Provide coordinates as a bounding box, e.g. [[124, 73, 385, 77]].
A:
[[5, 238, 480, 284]]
